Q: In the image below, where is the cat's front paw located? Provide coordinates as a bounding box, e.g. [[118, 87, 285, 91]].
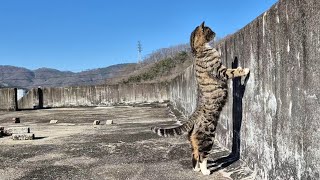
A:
[[193, 166, 201, 172], [237, 67, 250, 76], [243, 68, 250, 75], [201, 169, 211, 175]]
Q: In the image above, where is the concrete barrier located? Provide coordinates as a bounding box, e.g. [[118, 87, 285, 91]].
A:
[[0, 88, 17, 111], [12, 133, 34, 140], [50, 120, 58, 124], [4, 127, 30, 135], [17, 83, 169, 109], [168, 66, 197, 119], [17, 88, 42, 110], [106, 120, 113, 125]]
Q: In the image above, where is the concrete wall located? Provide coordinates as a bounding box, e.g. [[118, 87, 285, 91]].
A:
[[18, 83, 169, 109], [169, 65, 197, 118], [18, 88, 42, 109], [0, 88, 17, 111], [169, 0, 320, 179]]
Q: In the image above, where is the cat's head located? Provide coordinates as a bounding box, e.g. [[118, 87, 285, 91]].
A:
[[190, 22, 216, 54]]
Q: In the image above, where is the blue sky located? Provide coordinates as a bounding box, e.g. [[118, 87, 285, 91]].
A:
[[0, 0, 277, 72]]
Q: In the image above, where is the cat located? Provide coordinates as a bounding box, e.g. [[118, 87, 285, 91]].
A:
[[152, 22, 250, 175]]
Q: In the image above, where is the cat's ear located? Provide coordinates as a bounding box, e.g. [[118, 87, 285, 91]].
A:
[[200, 21, 205, 28]]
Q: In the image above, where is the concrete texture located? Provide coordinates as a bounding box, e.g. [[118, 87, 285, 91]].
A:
[[17, 88, 42, 110], [4, 127, 30, 135], [17, 83, 169, 109], [0, 106, 253, 180], [0, 88, 17, 111], [12, 133, 34, 140], [50, 120, 58, 124], [169, 0, 320, 179], [106, 120, 113, 125], [169, 66, 197, 118]]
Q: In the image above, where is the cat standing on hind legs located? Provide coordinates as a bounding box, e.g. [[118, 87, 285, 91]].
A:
[[151, 22, 250, 175]]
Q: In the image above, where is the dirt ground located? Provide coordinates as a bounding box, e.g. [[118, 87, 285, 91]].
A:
[[0, 105, 254, 180]]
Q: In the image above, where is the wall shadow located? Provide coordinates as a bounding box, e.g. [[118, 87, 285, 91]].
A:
[[209, 57, 250, 172], [38, 88, 43, 109], [33, 136, 47, 140]]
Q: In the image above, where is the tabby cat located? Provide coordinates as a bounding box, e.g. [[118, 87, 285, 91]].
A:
[[152, 22, 250, 175]]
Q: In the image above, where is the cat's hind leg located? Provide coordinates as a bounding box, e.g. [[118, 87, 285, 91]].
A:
[[190, 132, 200, 172], [193, 154, 201, 172], [199, 157, 210, 175], [199, 135, 214, 175]]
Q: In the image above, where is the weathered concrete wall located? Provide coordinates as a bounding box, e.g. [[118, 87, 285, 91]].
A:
[[42, 85, 119, 108], [118, 83, 169, 104], [18, 88, 42, 109], [170, 0, 320, 179], [0, 88, 17, 111], [169, 65, 197, 117], [18, 83, 169, 109]]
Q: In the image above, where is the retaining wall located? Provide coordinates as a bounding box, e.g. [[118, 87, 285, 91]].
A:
[[169, 0, 320, 179], [18, 83, 169, 109], [0, 88, 17, 111], [169, 65, 197, 118], [18, 88, 42, 109]]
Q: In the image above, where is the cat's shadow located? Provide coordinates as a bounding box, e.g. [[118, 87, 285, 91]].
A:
[[208, 57, 250, 173]]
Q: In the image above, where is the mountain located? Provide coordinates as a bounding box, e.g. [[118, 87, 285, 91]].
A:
[[0, 66, 35, 88], [0, 64, 137, 89], [0, 44, 195, 89]]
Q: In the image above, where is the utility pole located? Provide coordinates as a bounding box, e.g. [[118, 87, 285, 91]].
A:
[[0, 71, 3, 86], [137, 41, 142, 63]]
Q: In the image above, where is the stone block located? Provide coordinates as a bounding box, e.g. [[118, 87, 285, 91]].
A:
[[12, 133, 34, 140], [93, 120, 100, 125], [50, 120, 58, 124], [106, 120, 113, 125], [4, 127, 30, 135], [12, 117, 20, 123]]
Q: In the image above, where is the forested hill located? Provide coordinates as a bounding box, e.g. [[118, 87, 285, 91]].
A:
[[0, 63, 137, 89]]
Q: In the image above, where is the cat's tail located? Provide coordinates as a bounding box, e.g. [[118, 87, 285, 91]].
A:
[[151, 118, 195, 137]]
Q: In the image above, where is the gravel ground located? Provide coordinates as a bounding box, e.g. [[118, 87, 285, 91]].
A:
[[0, 105, 254, 180]]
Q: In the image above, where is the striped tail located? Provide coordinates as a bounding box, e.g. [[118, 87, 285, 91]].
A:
[[151, 118, 195, 137]]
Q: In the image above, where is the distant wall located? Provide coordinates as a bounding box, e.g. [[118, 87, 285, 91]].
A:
[[18, 83, 169, 109], [169, 0, 320, 179], [0, 88, 17, 111], [169, 65, 197, 117], [18, 88, 42, 109]]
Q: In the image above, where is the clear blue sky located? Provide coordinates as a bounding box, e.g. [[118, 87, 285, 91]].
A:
[[0, 0, 277, 72]]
